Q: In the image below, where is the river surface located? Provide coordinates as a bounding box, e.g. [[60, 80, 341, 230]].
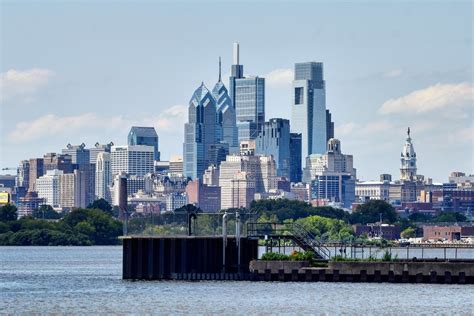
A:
[[1, 246, 473, 315]]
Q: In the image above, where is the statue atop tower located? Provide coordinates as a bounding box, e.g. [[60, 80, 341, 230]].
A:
[[400, 127, 417, 181]]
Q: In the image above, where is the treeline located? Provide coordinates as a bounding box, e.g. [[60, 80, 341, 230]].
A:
[[0, 203, 122, 246]]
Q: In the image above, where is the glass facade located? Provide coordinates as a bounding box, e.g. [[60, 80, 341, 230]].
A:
[[128, 127, 160, 161], [290, 133, 302, 182], [291, 62, 327, 166]]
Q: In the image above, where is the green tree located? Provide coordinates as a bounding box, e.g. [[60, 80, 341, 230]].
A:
[[400, 227, 416, 238], [408, 212, 431, 222], [433, 212, 467, 222], [296, 215, 354, 241], [87, 199, 113, 216], [0, 204, 18, 222], [32, 205, 62, 220], [350, 200, 398, 225]]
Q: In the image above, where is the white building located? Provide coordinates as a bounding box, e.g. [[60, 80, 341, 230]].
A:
[[166, 193, 187, 212], [355, 180, 391, 202], [95, 152, 112, 202], [111, 145, 154, 177], [36, 169, 63, 207], [400, 127, 417, 181]]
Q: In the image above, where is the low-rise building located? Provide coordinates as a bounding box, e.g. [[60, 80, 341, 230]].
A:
[[423, 224, 474, 242]]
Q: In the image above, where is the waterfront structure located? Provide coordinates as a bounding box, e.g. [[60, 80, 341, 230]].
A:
[[185, 179, 221, 212], [353, 224, 401, 240], [291, 62, 327, 165], [212, 58, 239, 154], [183, 83, 217, 179], [400, 128, 417, 181], [95, 152, 112, 202], [304, 139, 356, 208], [28, 158, 44, 192], [256, 118, 292, 180], [111, 173, 128, 218], [219, 154, 277, 209], [62, 143, 90, 166], [43, 153, 73, 174], [89, 142, 113, 164], [111, 145, 154, 177], [229, 43, 265, 142], [36, 169, 63, 208], [128, 127, 160, 161], [290, 133, 303, 182]]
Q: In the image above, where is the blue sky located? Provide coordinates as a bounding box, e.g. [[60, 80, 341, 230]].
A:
[[1, 0, 472, 182]]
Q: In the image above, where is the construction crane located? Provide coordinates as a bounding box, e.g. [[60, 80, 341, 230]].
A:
[[1, 167, 16, 171]]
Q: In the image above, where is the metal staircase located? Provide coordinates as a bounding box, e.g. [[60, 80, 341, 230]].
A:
[[246, 222, 330, 259]]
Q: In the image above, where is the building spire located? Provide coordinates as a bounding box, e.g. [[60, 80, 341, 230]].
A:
[[407, 127, 410, 138], [218, 56, 222, 82]]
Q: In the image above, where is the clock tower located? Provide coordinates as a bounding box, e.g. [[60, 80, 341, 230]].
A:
[[400, 127, 417, 181]]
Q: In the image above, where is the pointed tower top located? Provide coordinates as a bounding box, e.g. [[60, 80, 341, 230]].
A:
[[407, 127, 411, 137], [218, 56, 222, 82]]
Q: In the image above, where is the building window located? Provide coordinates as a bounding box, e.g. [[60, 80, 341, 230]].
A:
[[295, 87, 304, 105]]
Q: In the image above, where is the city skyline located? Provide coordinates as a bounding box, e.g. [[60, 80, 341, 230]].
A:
[[1, 1, 473, 182]]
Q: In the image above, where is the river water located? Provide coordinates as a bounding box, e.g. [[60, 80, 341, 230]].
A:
[[1, 246, 473, 315]]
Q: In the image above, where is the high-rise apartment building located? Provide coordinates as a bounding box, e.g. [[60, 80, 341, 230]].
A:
[[111, 145, 154, 177], [89, 142, 114, 164], [183, 83, 217, 179], [62, 143, 90, 165], [256, 118, 291, 180], [291, 62, 327, 165], [95, 152, 112, 202], [128, 127, 160, 161], [229, 43, 265, 142]]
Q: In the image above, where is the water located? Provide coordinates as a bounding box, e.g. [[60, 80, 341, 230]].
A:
[[1, 247, 473, 315]]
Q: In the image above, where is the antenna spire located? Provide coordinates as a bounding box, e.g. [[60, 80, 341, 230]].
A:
[[218, 56, 222, 82]]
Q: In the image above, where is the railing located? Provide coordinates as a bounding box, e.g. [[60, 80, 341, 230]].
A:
[[291, 223, 330, 259]]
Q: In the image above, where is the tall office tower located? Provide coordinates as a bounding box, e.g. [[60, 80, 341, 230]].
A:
[[229, 43, 265, 142], [219, 154, 276, 209], [183, 83, 217, 179], [128, 127, 160, 161], [111, 145, 154, 177], [28, 158, 44, 192], [95, 152, 112, 202], [208, 142, 229, 167], [185, 179, 221, 212], [203, 165, 220, 186], [256, 118, 291, 180], [400, 127, 417, 181], [62, 143, 90, 166], [303, 138, 356, 207], [169, 155, 184, 176], [89, 142, 114, 164], [36, 169, 63, 207], [77, 163, 96, 206], [290, 133, 303, 182], [325, 110, 334, 142], [17, 160, 30, 189], [212, 57, 239, 154], [43, 153, 73, 174], [291, 62, 327, 165]]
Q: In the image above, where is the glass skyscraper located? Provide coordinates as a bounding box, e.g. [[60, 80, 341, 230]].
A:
[[291, 62, 327, 166], [289, 133, 302, 183], [183, 83, 217, 179], [229, 43, 265, 143], [128, 126, 160, 161], [255, 118, 291, 180]]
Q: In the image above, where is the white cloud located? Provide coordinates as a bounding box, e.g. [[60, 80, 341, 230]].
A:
[[384, 69, 403, 78], [264, 68, 294, 88], [0, 68, 54, 103], [7, 105, 187, 143], [379, 82, 474, 115]]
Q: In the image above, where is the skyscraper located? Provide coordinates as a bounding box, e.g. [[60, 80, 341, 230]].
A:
[[290, 133, 303, 183], [36, 169, 63, 207], [111, 145, 154, 177], [229, 43, 265, 143], [212, 57, 239, 154], [256, 118, 291, 180], [128, 127, 160, 161], [28, 158, 44, 192], [62, 143, 90, 165], [291, 62, 327, 165], [95, 152, 112, 202], [43, 153, 73, 174], [183, 83, 217, 179], [16, 160, 30, 189], [89, 142, 114, 164], [326, 109, 334, 142]]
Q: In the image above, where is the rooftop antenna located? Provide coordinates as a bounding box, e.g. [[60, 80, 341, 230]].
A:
[[218, 56, 222, 82], [233, 42, 239, 65]]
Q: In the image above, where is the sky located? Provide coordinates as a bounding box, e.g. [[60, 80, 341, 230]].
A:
[[1, 0, 473, 182]]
